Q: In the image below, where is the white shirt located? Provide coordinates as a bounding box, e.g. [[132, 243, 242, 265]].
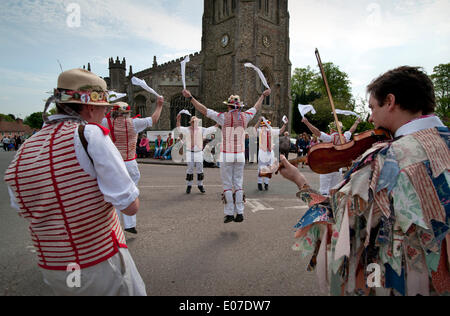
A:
[[8, 117, 139, 212], [319, 131, 352, 144], [395, 115, 445, 138], [178, 126, 217, 152]]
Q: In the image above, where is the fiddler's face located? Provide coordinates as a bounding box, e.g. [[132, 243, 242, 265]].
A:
[[368, 94, 390, 130]]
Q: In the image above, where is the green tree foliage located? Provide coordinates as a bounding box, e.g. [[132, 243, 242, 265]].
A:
[[291, 62, 357, 134], [24, 112, 44, 129], [312, 62, 353, 106], [430, 63, 450, 127], [0, 114, 15, 122]]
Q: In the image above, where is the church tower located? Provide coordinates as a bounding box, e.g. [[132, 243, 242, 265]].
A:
[[201, 0, 291, 126]]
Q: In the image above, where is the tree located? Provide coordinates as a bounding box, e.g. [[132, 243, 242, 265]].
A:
[[313, 62, 353, 106], [291, 62, 356, 134], [0, 114, 15, 122], [24, 112, 44, 129], [430, 63, 450, 127]]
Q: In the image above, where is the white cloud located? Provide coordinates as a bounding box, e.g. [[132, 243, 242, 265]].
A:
[[288, 0, 450, 101], [0, 0, 202, 51]]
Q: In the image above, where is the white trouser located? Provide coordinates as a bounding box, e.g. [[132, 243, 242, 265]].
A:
[[117, 160, 139, 229], [319, 171, 343, 196], [258, 149, 275, 185], [40, 248, 147, 296], [186, 151, 204, 186], [220, 161, 245, 216]]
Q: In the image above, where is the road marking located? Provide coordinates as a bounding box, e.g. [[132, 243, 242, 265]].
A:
[[284, 205, 309, 210], [246, 199, 275, 213], [139, 185, 223, 189]]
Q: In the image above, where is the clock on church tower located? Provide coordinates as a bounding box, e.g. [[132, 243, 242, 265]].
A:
[[201, 0, 292, 129]]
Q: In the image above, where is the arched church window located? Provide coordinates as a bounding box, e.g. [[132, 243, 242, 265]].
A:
[[170, 94, 196, 130], [134, 95, 147, 117]]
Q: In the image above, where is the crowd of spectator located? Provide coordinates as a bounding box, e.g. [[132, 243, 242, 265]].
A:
[[1, 135, 23, 151], [135, 131, 319, 166]]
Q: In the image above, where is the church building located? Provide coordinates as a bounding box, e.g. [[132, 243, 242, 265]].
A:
[[104, 0, 291, 131]]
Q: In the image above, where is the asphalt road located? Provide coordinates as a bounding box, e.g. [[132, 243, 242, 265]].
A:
[[0, 151, 327, 296]]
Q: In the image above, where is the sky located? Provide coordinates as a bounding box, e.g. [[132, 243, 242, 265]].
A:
[[0, 0, 449, 119]]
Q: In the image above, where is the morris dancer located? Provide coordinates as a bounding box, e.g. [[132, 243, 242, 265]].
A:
[[302, 116, 360, 196], [182, 88, 271, 223], [4, 69, 145, 295], [280, 66, 449, 296], [255, 116, 287, 191], [176, 113, 217, 194], [102, 99, 163, 234]]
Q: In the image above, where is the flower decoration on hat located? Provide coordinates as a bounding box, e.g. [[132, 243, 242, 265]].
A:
[[224, 95, 244, 108], [112, 102, 132, 113], [329, 121, 343, 132]]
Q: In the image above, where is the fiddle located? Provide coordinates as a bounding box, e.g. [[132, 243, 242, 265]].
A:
[[306, 128, 391, 174], [305, 49, 392, 174], [259, 49, 392, 178], [259, 128, 391, 177]]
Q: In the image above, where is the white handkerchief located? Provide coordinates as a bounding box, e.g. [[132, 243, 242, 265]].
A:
[[181, 55, 190, 90], [131, 77, 161, 98], [282, 115, 288, 124], [244, 63, 270, 90], [298, 104, 316, 118], [335, 109, 360, 118], [108, 91, 127, 102], [178, 109, 192, 116]]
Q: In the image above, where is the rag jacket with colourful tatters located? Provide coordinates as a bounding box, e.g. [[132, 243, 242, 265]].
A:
[[292, 127, 450, 296]]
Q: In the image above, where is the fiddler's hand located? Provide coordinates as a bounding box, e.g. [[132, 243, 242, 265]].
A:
[[279, 155, 308, 190]]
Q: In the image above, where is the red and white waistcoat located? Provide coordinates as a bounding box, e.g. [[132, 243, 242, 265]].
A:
[[107, 116, 137, 162], [259, 127, 272, 152], [4, 121, 127, 271], [222, 111, 247, 154]]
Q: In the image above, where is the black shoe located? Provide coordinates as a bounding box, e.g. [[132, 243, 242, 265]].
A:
[[258, 183, 263, 191], [264, 184, 269, 191], [234, 214, 244, 223], [224, 215, 234, 224], [124, 227, 138, 234], [198, 186, 206, 193], [186, 186, 192, 194]]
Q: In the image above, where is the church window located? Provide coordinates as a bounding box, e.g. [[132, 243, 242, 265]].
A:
[[135, 95, 147, 118], [170, 94, 195, 129], [223, 0, 229, 17]]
